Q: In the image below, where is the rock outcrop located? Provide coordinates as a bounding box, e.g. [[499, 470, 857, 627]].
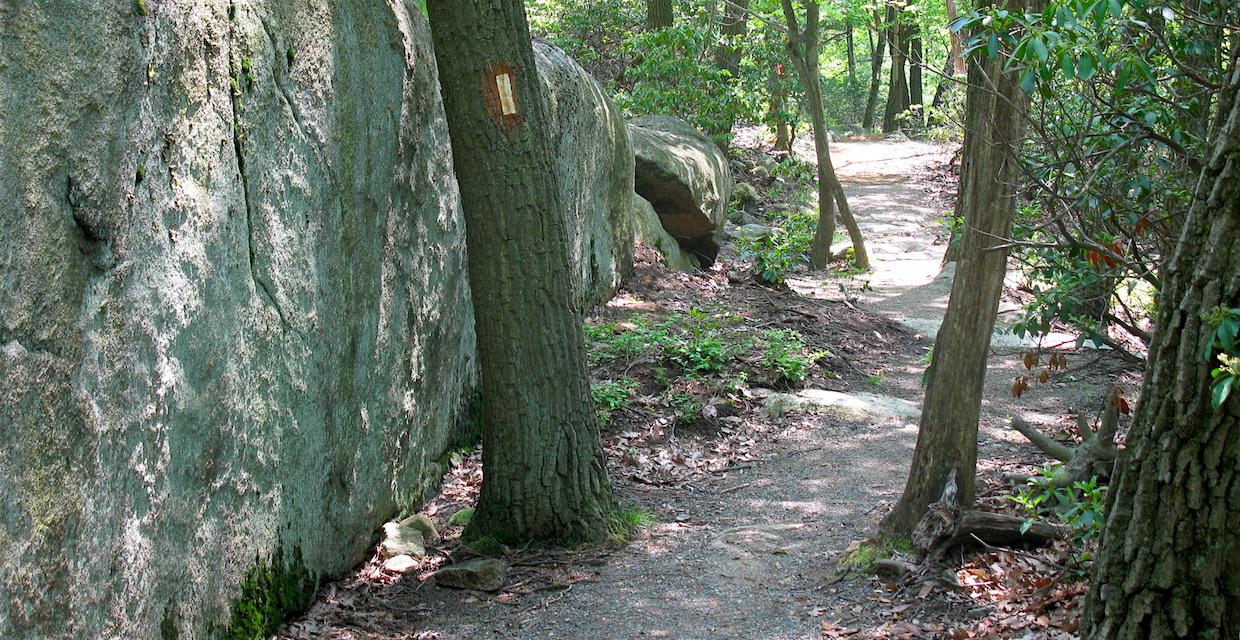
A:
[[632, 196, 699, 272], [536, 42, 635, 306], [629, 116, 734, 267], [0, 2, 475, 638]]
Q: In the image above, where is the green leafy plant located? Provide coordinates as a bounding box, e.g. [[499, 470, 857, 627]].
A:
[[1203, 305, 1240, 408], [592, 377, 638, 426], [759, 329, 826, 385], [1010, 464, 1108, 548]]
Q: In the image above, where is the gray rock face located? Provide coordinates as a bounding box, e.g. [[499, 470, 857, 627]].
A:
[[433, 558, 509, 592], [629, 115, 734, 267], [0, 2, 476, 638], [632, 195, 698, 272], [535, 43, 635, 307]]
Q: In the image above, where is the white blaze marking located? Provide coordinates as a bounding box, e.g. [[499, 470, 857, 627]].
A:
[[496, 72, 517, 115]]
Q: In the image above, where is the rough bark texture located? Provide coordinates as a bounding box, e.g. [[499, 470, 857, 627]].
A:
[[881, 0, 1038, 534], [881, 3, 910, 133], [1083, 55, 1240, 640], [647, 0, 674, 29], [715, 0, 749, 80], [0, 2, 477, 637], [427, 0, 614, 543]]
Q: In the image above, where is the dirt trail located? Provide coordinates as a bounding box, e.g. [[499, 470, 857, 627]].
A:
[[278, 140, 1128, 639]]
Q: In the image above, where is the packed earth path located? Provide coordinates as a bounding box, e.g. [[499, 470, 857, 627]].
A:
[[277, 137, 1132, 640]]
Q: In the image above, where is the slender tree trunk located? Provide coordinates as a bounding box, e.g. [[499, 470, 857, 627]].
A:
[[781, 0, 866, 269], [426, 0, 616, 544], [909, 25, 924, 128], [863, 12, 887, 130], [834, 184, 870, 269], [1083, 54, 1240, 640], [881, 0, 1040, 534], [930, 0, 966, 122], [769, 63, 792, 151], [882, 3, 910, 133], [647, 0, 674, 30], [846, 25, 861, 122]]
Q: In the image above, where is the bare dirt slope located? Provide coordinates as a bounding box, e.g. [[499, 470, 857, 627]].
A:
[[276, 138, 1134, 640]]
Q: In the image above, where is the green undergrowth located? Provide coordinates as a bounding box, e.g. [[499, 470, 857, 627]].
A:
[[221, 546, 318, 640], [837, 536, 915, 571], [585, 309, 831, 429]]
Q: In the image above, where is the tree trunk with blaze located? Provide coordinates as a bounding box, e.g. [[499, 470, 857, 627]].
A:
[[426, 0, 616, 544]]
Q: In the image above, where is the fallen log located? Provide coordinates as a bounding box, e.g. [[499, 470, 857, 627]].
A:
[[913, 470, 1066, 562]]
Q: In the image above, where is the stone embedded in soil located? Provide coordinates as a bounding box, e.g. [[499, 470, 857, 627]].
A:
[[434, 558, 509, 592], [382, 555, 420, 574], [379, 522, 427, 559], [399, 513, 440, 542], [760, 388, 920, 423]]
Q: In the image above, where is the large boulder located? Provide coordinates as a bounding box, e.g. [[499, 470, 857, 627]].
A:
[[632, 195, 699, 272], [629, 115, 734, 267], [535, 42, 635, 307], [0, 2, 476, 638]]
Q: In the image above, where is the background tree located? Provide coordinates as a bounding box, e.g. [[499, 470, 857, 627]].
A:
[[882, 0, 1041, 534], [1083, 51, 1240, 640], [648, 0, 675, 29], [779, 0, 870, 269], [426, 0, 617, 544], [862, 7, 889, 129]]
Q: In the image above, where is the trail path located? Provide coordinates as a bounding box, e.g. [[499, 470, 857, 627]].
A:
[[280, 139, 1122, 640]]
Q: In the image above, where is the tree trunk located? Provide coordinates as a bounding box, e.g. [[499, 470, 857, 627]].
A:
[[880, 0, 1039, 535], [863, 12, 887, 130], [711, 0, 749, 136], [1083, 54, 1240, 640], [715, 0, 748, 78], [426, 0, 616, 544], [882, 3, 910, 133], [930, 0, 966, 123], [834, 184, 870, 269], [769, 63, 792, 151], [781, 0, 859, 270], [647, 0, 674, 30], [846, 25, 861, 121], [908, 25, 924, 128]]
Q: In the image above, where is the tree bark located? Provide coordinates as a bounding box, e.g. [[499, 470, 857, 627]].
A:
[[769, 63, 792, 151], [930, 0, 966, 122], [426, 0, 616, 544], [715, 0, 748, 78], [862, 11, 887, 130], [647, 0, 674, 30], [781, 0, 867, 270], [881, 0, 1039, 535], [881, 2, 910, 133], [1083, 54, 1240, 640], [908, 24, 924, 128]]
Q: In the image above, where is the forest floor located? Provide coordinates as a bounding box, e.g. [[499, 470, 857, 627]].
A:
[[276, 134, 1142, 640]]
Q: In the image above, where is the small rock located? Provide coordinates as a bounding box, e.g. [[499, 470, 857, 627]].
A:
[[382, 554, 420, 574], [733, 223, 772, 240], [399, 512, 439, 542], [732, 182, 760, 205], [866, 559, 914, 579], [434, 558, 508, 592], [447, 507, 474, 527], [379, 522, 426, 559], [751, 165, 771, 181]]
